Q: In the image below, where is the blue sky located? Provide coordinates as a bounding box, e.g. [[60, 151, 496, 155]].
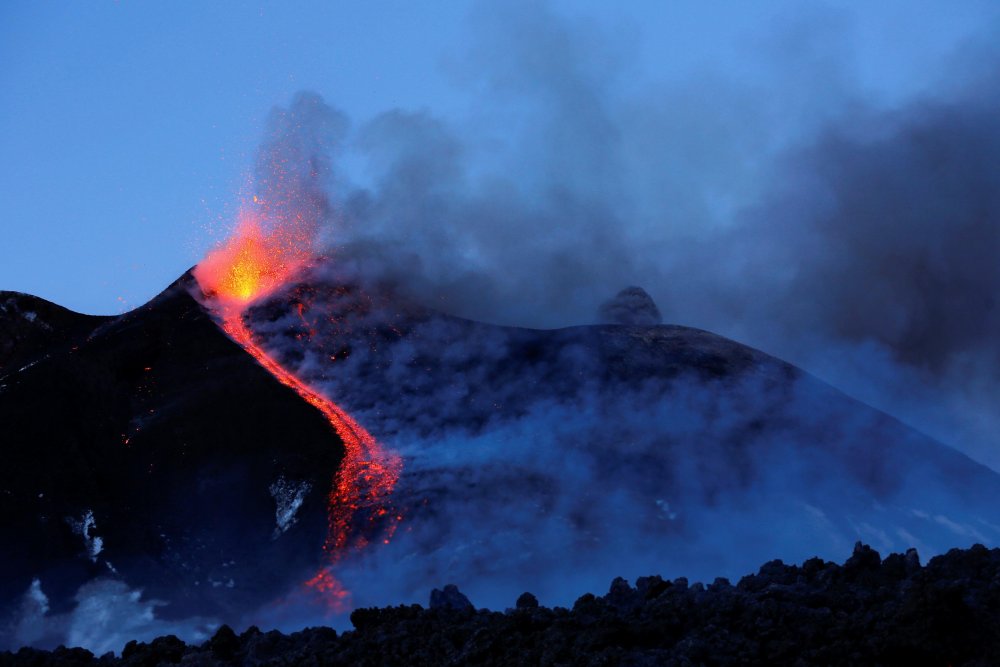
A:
[[1, 0, 996, 313]]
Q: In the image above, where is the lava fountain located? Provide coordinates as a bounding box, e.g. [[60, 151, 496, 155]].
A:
[[193, 200, 402, 611]]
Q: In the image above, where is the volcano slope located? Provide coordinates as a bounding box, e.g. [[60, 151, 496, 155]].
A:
[[2, 265, 1000, 651], [242, 263, 1000, 613], [0, 276, 343, 647]]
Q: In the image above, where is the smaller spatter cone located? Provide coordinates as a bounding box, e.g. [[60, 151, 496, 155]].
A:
[[194, 202, 403, 611]]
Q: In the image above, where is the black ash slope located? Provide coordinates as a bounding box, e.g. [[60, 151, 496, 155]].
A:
[[0, 292, 108, 375], [0, 274, 344, 627]]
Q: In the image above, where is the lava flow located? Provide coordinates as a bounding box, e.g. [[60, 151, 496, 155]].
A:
[[194, 203, 402, 611]]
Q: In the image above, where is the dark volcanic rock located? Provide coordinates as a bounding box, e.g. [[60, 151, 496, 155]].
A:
[[0, 273, 345, 624], [515, 591, 538, 609], [0, 291, 108, 374], [598, 285, 663, 326], [7, 544, 1000, 665], [429, 584, 473, 611]]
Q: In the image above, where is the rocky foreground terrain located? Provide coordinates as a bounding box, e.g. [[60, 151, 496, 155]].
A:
[[5, 542, 1000, 666]]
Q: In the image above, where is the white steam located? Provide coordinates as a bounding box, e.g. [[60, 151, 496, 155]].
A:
[[7, 578, 217, 656]]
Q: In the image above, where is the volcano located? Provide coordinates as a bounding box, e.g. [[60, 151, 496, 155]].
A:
[[2, 264, 1000, 651]]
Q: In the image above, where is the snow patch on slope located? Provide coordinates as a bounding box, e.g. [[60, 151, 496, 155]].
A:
[[269, 477, 311, 537]]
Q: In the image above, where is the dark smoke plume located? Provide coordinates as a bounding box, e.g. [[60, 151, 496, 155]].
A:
[[298, 3, 1000, 466], [723, 68, 1000, 465]]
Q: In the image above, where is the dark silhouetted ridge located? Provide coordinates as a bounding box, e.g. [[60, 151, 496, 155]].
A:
[[6, 543, 1000, 665], [0, 273, 344, 620]]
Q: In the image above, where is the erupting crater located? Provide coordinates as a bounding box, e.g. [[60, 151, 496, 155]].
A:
[[193, 201, 402, 611]]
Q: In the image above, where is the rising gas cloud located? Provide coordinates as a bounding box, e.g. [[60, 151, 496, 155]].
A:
[[278, 4, 1000, 469]]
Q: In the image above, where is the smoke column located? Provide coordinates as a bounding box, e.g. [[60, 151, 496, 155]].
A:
[[275, 4, 1000, 469]]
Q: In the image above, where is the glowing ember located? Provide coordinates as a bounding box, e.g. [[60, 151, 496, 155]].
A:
[[195, 199, 402, 612], [194, 206, 310, 308]]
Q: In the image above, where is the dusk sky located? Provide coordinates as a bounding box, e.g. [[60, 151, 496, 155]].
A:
[[1, 1, 997, 314]]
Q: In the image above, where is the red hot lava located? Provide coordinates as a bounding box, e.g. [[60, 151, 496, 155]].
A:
[[194, 201, 402, 611]]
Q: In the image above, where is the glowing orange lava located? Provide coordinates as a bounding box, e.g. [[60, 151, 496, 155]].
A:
[[195, 202, 402, 612], [195, 207, 309, 306]]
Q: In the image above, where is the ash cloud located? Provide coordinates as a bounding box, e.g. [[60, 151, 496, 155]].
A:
[[752, 96, 1000, 376], [722, 76, 1000, 465], [273, 2, 1000, 467], [326, 3, 858, 328]]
